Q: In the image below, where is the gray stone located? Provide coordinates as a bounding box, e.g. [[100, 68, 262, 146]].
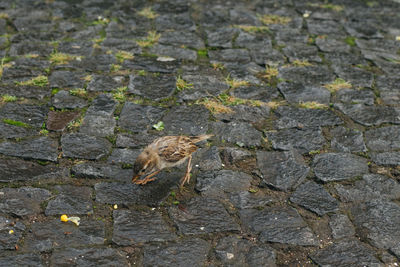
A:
[[329, 214, 355, 239], [266, 128, 326, 154], [143, 238, 211, 267], [365, 126, 400, 152], [194, 146, 222, 171], [0, 216, 25, 250], [112, 209, 176, 245], [0, 103, 47, 128], [0, 254, 44, 267], [224, 62, 264, 84], [128, 73, 176, 100], [375, 76, 400, 105], [212, 121, 262, 147], [52, 90, 87, 109], [330, 126, 367, 153], [283, 43, 322, 63], [155, 13, 195, 31], [206, 28, 237, 48], [45, 185, 92, 216], [220, 147, 254, 170], [87, 75, 125, 92], [72, 162, 132, 182], [77, 54, 117, 72], [344, 21, 383, 38], [278, 82, 331, 104], [178, 74, 229, 101], [0, 84, 49, 100], [86, 93, 118, 117], [307, 19, 345, 36], [290, 181, 339, 216], [274, 106, 342, 129], [122, 55, 179, 74], [313, 153, 369, 182], [50, 248, 128, 266], [215, 235, 276, 267], [213, 104, 270, 125], [116, 133, 155, 148], [0, 137, 58, 162], [310, 239, 383, 266], [325, 52, 367, 67], [80, 115, 116, 137], [23, 219, 105, 252], [336, 89, 375, 105], [278, 65, 335, 86], [195, 170, 253, 197], [49, 71, 85, 89], [159, 30, 205, 49], [233, 85, 278, 102], [61, 133, 112, 160], [370, 152, 400, 166], [257, 150, 309, 191], [316, 37, 350, 53], [107, 148, 140, 165], [334, 103, 400, 126], [240, 206, 319, 246], [208, 49, 251, 64], [58, 41, 93, 55], [0, 121, 37, 139], [150, 44, 197, 61], [229, 191, 274, 210], [169, 197, 240, 235], [163, 105, 210, 136], [118, 102, 166, 133], [333, 65, 374, 88]]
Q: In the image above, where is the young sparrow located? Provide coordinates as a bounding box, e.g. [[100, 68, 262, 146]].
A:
[[132, 134, 213, 187]]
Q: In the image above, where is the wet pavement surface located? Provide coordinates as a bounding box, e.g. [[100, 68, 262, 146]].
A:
[[0, 0, 400, 266]]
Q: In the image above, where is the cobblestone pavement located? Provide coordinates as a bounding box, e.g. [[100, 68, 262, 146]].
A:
[[0, 0, 400, 266]]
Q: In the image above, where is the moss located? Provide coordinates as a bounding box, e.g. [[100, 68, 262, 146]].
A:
[[260, 66, 279, 82], [137, 7, 158, 19], [69, 88, 87, 97], [298, 101, 328, 109], [16, 75, 48, 87], [309, 3, 344, 12], [136, 31, 161, 48], [90, 16, 110, 26], [49, 52, 78, 65], [1, 94, 17, 102], [234, 25, 270, 34], [137, 70, 147, 76], [110, 64, 122, 72], [197, 49, 208, 57], [225, 76, 249, 89], [112, 86, 127, 102], [51, 88, 60, 95], [197, 98, 233, 114], [324, 78, 352, 92], [176, 76, 193, 91], [292, 60, 313, 67], [211, 62, 225, 71], [345, 36, 356, 47], [257, 14, 291, 25], [115, 50, 134, 63], [3, 118, 30, 128], [40, 129, 49, 136]]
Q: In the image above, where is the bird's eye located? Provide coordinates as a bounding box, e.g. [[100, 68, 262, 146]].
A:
[[140, 169, 145, 173]]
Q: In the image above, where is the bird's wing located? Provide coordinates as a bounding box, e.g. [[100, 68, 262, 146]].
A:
[[157, 136, 197, 163]]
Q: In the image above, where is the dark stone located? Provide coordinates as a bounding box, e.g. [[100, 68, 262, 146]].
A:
[[150, 44, 197, 61], [310, 239, 382, 266], [278, 82, 330, 104], [115, 133, 156, 148], [335, 103, 400, 126], [101, 38, 142, 54], [215, 235, 276, 266], [107, 148, 140, 165], [193, 146, 222, 171], [159, 30, 205, 49], [195, 170, 253, 197], [233, 85, 278, 102], [365, 126, 400, 152], [229, 191, 274, 210], [274, 106, 342, 129], [212, 121, 262, 147], [9, 41, 53, 57], [163, 105, 210, 136], [276, 28, 308, 45], [0, 103, 47, 128], [112, 209, 176, 245], [49, 71, 85, 89], [0, 254, 44, 266], [143, 238, 211, 267], [0, 137, 58, 162], [313, 153, 369, 182], [169, 197, 240, 235], [329, 214, 355, 239], [315, 37, 350, 53], [257, 150, 309, 191], [58, 41, 93, 55], [282, 43, 321, 63], [333, 65, 374, 88], [213, 104, 270, 125], [94, 171, 181, 206], [46, 110, 80, 131], [50, 248, 128, 266], [52, 90, 87, 109], [325, 52, 367, 67], [240, 206, 319, 246], [0, 216, 25, 249], [23, 219, 105, 252], [80, 115, 116, 137], [224, 62, 264, 84], [122, 56, 179, 74], [208, 49, 251, 64], [1, 66, 42, 84], [370, 152, 400, 166], [290, 181, 339, 216], [127, 74, 176, 100], [352, 199, 400, 252], [336, 89, 375, 105], [344, 21, 383, 38], [278, 65, 335, 86], [375, 76, 400, 105], [307, 19, 345, 36], [61, 133, 112, 160], [330, 126, 367, 153], [86, 93, 118, 117], [87, 75, 125, 92], [45, 185, 92, 216], [77, 54, 117, 72], [155, 13, 196, 31], [206, 28, 237, 48], [220, 147, 254, 170], [178, 74, 229, 101], [72, 162, 132, 182], [118, 102, 166, 133], [0, 84, 50, 100], [266, 128, 326, 154], [0, 121, 37, 139]]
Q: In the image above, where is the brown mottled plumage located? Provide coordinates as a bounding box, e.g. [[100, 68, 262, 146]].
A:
[[132, 134, 213, 187]]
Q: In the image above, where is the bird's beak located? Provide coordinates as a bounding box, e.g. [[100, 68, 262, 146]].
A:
[[132, 174, 140, 183]]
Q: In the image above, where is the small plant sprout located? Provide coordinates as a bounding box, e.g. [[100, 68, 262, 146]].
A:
[[257, 14, 291, 25], [152, 121, 165, 131], [292, 60, 313, 67], [115, 50, 134, 63], [1, 95, 17, 102], [113, 86, 127, 102], [212, 62, 225, 71], [16, 75, 48, 87], [299, 101, 328, 109], [176, 76, 194, 91], [225, 75, 249, 89], [235, 25, 269, 34], [69, 88, 87, 97], [197, 98, 233, 114], [324, 78, 352, 92], [3, 118, 30, 128], [49, 52, 78, 65], [40, 129, 49, 136], [136, 31, 161, 48], [138, 7, 158, 19], [260, 66, 279, 81]]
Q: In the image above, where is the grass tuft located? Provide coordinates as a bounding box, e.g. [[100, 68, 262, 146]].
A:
[[1, 94, 17, 102], [298, 101, 328, 109], [225, 76, 249, 89], [292, 60, 313, 67], [235, 25, 269, 34], [3, 118, 30, 128], [69, 88, 87, 97], [49, 52, 78, 65], [324, 78, 352, 92], [113, 86, 128, 102], [176, 76, 194, 91], [137, 7, 158, 19], [115, 50, 134, 63], [136, 31, 161, 48], [257, 14, 291, 25], [16, 75, 48, 87]]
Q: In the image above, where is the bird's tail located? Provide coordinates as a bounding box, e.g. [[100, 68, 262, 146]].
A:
[[190, 134, 214, 143]]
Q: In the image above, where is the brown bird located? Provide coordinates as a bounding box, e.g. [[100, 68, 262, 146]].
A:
[[132, 134, 213, 187]]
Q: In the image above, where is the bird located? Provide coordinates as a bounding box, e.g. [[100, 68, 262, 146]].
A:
[[132, 134, 213, 188]]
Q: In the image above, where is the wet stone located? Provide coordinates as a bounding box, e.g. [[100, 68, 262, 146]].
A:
[[49, 71, 85, 89], [0, 254, 44, 266], [101, 38, 141, 54], [1, 66, 42, 84], [213, 104, 270, 125], [178, 74, 229, 101], [370, 152, 400, 166], [352, 199, 400, 251], [58, 41, 93, 55], [0, 103, 47, 128], [240, 206, 319, 246], [375, 76, 400, 105], [365, 126, 400, 152], [290, 181, 339, 216], [46, 110, 80, 131], [315, 37, 350, 53], [107, 148, 140, 165], [155, 13, 196, 31], [335, 174, 400, 203], [150, 44, 197, 61], [195, 170, 253, 197], [194, 146, 222, 171], [278, 65, 335, 86], [220, 147, 254, 170], [118, 102, 166, 133], [159, 30, 205, 49], [310, 239, 382, 266], [163, 105, 210, 136], [169, 197, 240, 235], [0, 137, 58, 162], [23, 219, 105, 252], [127, 74, 176, 100], [333, 65, 374, 88], [94, 171, 180, 206], [115, 133, 155, 148], [329, 214, 355, 239], [45, 185, 92, 216], [0, 84, 50, 100], [232, 85, 278, 102], [122, 56, 179, 74], [344, 21, 383, 38], [206, 28, 237, 48], [208, 49, 251, 64], [61, 133, 112, 160], [257, 150, 309, 191], [266, 128, 326, 154], [335, 89, 375, 105], [50, 248, 128, 266], [278, 82, 331, 104], [330, 126, 367, 153], [325, 52, 367, 67], [212, 121, 262, 148], [112, 209, 176, 245], [80, 115, 116, 137], [9, 41, 53, 57], [282, 43, 322, 63], [215, 235, 276, 267], [76, 54, 117, 72], [229, 191, 275, 210], [72, 162, 132, 182], [307, 19, 345, 36], [274, 106, 342, 129], [143, 238, 210, 267], [0, 121, 37, 139], [313, 153, 369, 182], [52, 90, 87, 109], [335, 103, 400, 126], [86, 75, 125, 92]]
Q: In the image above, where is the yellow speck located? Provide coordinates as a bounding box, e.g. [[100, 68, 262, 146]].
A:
[[9, 230, 14, 234], [60, 214, 68, 222], [113, 204, 118, 209], [396, 36, 400, 41], [303, 12, 310, 18]]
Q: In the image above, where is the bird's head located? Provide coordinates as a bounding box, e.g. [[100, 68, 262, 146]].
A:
[[132, 149, 157, 181]]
